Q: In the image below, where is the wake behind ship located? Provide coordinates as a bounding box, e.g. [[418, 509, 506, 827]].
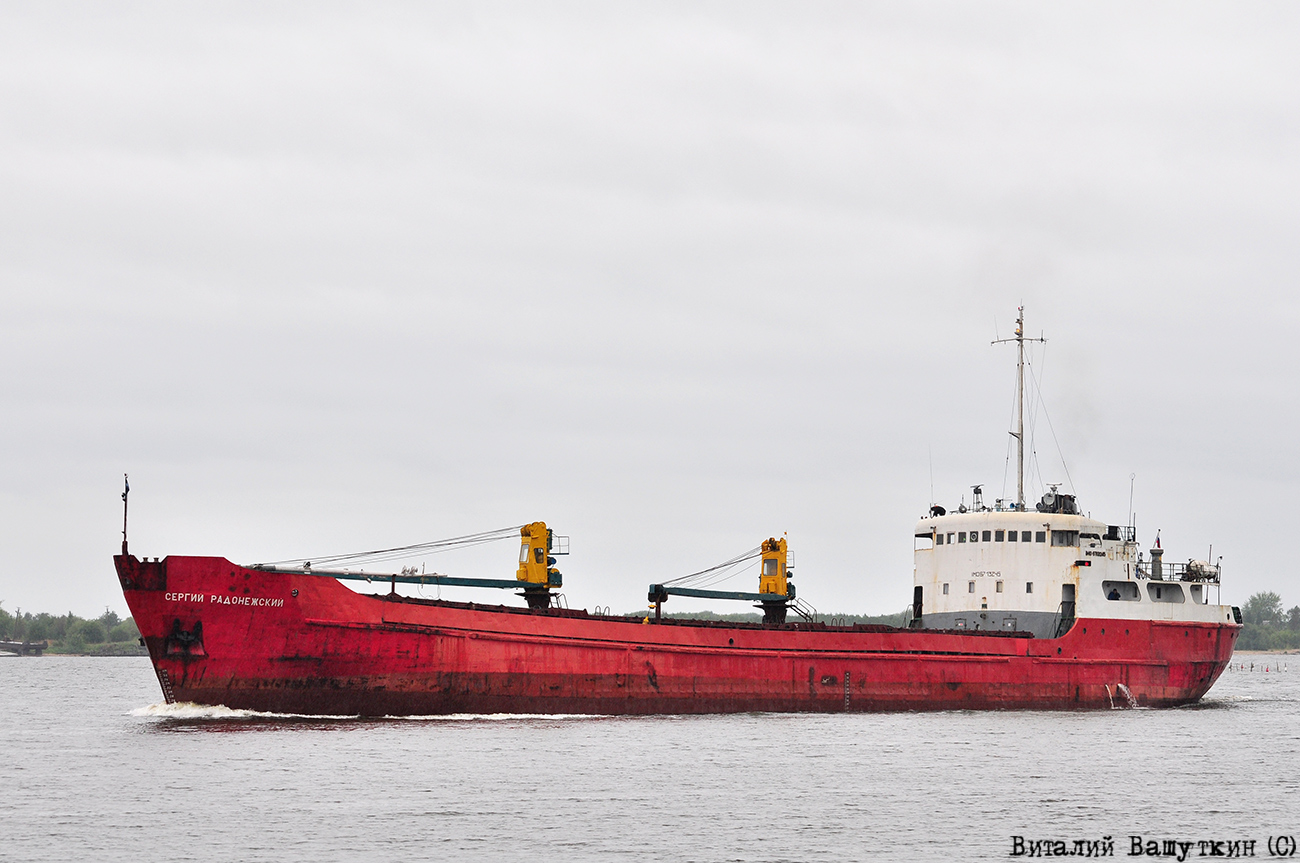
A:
[[115, 310, 1241, 715]]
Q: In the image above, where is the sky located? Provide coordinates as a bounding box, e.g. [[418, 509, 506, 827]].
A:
[[2, 2, 1298, 619]]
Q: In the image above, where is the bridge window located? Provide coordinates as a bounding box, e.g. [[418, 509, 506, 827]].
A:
[[982, 530, 991, 541], [970, 531, 979, 544], [947, 533, 954, 544], [1148, 583, 1186, 604], [936, 534, 945, 545], [1007, 530, 1017, 542], [958, 532, 966, 543], [1051, 530, 1079, 547], [1022, 531, 1032, 542], [995, 530, 1005, 541], [1102, 581, 1140, 601], [1035, 531, 1046, 543]]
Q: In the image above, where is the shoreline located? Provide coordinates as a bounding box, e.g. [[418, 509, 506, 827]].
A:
[[0, 648, 149, 658]]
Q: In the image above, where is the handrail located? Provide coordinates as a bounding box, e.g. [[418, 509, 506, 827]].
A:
[[1134, 561, 1220, 584]]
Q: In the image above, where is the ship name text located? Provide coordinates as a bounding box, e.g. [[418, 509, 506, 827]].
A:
[[210, 595, 286, 607], [162, 592, 286, 608]]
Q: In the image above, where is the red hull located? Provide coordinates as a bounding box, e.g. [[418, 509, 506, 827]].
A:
[[116, 555, 1238, 715]]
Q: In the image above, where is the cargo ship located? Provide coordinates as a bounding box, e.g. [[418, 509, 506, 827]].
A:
[[115, 310, 1241, 714]]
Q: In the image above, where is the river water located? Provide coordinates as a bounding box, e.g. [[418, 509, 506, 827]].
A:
[[1, 656, 1295, 862]]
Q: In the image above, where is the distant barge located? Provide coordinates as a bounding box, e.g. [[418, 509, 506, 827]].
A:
[[0, 640, 48, 657]]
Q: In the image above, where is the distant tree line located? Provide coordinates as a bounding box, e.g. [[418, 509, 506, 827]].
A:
[[1236, 592, 1300, 651], [0, 603, 141, 653]]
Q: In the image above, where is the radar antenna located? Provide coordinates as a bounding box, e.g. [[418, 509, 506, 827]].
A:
[[992, 307, 1046, 510]]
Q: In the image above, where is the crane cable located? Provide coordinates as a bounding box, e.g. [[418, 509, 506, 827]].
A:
[[256, 525, 524, 569], [661, 547, 762, 590]]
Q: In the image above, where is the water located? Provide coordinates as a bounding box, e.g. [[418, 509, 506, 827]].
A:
[[2, 657, 1296, 862]]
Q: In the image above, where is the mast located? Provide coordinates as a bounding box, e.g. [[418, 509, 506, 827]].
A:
[[992, 307, 1045, 509], [1016, 312, 1025, 507]]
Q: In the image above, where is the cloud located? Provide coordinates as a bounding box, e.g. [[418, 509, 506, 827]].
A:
[[2, 2, 1298, 614]]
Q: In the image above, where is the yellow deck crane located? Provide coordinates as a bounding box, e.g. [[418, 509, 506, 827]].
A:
[[648, 535, 795, 624], [516, 521, 565, 609]]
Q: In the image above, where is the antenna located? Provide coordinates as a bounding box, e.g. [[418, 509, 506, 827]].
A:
[[929, 445, 935, 504], [992, 306, 1046, 510], [1128, 473, 1136, 529]]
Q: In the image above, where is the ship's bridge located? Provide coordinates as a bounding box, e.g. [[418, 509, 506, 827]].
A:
[[909, 491, 1231, 638]]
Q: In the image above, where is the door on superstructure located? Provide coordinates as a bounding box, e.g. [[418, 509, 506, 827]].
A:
[[1055, 584, 1076, 637]]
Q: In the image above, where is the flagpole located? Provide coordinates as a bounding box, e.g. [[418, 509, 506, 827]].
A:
[[121, 474, 129, 555]]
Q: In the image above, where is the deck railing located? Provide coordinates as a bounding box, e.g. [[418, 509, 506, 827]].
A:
[[1136, 560, 1221, 583]]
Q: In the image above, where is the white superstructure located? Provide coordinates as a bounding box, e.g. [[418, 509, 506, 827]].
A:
[[909, 308, 1237, 638], [911, 490, 1234, 637]]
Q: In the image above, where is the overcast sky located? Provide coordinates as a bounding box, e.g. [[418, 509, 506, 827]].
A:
[[2, 2, 1298, 620]]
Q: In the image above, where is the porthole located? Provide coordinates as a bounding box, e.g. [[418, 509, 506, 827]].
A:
[[728, 638, 734, 645], [291, 589, 298, 597]]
